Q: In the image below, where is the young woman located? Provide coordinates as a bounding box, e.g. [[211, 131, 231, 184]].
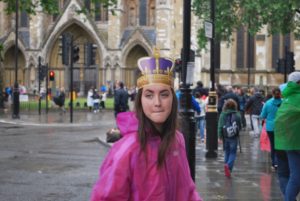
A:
[[260, 87, 282, 170], [90, 54, 202, 201]]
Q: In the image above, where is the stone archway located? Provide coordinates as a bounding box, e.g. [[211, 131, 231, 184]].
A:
[[48, 24, 102, 96], [124, 45, 148, 88], [3, 46, 26, 88]]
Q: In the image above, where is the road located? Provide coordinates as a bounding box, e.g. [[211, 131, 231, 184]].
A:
[[0, 112, 292, 201], [0, 123, 111, 201]]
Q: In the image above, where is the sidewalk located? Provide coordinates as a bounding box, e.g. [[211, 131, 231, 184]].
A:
[[0, 109, 115, 126], [0, 109, 116, 147]]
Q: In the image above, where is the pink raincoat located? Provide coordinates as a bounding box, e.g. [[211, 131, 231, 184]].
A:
[[91, 112, 202, 201]]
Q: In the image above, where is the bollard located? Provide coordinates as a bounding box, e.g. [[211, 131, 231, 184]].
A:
[[205, 90, 218, 158]]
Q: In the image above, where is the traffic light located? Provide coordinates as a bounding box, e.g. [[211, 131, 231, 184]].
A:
[[85, 43, 97, 66], [73, 45, 80, 63], [49, 70, 55, 81], [175, 58, 182, 72], [286, 51, 295, 73], [39, 65, 47, 81], [59, 34, 69, 65], [276, 59, 285, 73]]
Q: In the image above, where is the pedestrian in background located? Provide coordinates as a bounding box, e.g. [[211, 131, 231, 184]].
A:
[[195, 91, 207, 143], [87, 88, 94, 112], [260, 87, 282, 171], [237, 87, 247, 129], [92, 89, 100, 113], [91, 52, 202, 201], [245, 88, 264, 137], [274, 72, 300, 201], [100, 91, 106, 109], [218, 99, 242, 178], [53, 87, 66, 113], [217, 85, 240, 114], [113, 81, 129, 117]]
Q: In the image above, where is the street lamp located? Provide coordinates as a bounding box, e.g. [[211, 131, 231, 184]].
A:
[[12, 0, 20, 119], [205, 0, 218, 158], [180, 0, 196, 180]]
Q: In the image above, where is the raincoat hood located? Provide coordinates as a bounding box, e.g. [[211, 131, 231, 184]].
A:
[[282, 81, 300, 99], [274, 81, 300, 150], [116, 112, 138, 136]]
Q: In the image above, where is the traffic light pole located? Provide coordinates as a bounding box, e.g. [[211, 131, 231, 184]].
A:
[[38, 56, 42, 115], [12, 0, 20, 119], [70, 38, 74, 123], [284, 46, 289, 83], [45, 64, 49, 114]]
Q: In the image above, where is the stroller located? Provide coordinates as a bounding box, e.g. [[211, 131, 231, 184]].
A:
[[53, 92, 66, 113]]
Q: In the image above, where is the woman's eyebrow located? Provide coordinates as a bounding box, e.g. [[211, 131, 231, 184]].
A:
[[160, 90, 170, 93], [144, 89, 154, 93], [144, 89, 170, 93]]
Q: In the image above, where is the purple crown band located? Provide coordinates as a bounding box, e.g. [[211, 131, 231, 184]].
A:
[[137, 56, 174, 88], [138, 57, 174, 74]]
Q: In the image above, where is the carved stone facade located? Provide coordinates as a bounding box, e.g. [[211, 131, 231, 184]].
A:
[[0, 0, 299, 95]]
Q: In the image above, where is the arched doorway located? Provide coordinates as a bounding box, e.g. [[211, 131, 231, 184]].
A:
[[48, 24, 101, 96], [3, 46, 26, 89], [125, 45, 148, 88]]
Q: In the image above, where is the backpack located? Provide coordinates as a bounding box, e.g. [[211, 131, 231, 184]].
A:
[[222, 112, 239, 138]]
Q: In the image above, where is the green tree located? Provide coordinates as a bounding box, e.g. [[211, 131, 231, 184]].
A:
[[192, 0, 300, 49], [0, 0, 117, 15]]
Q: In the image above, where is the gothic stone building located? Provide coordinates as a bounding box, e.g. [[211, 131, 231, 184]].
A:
[[0, 0, 299, 96]]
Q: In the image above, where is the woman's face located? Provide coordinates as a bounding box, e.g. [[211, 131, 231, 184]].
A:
[[141, 84, 173, 130]]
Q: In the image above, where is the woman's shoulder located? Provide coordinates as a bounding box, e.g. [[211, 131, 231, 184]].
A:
[[174, 131, 186, 147], [108, 132, 140, 159]]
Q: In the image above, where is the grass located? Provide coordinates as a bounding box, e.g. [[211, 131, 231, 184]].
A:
[[20, 97, 114, 110]]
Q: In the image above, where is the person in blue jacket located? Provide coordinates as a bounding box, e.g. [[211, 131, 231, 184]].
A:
[[260, 87, 282, 170], [175, 89, 200, 114]]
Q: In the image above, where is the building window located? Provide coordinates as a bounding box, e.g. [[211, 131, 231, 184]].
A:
[[248, 34, 255, 69], [20, 10, 28, 27], [236, 27, 244, 68], [272, 34, 280, 69], [85, 0, 91, 11], [95, 2, 108, 22], [139, 0, 147, 26], [148, 0, 155, 26], [284, 34, 291, 55], [52, 0, 69, 22], [128, 0, 137, 26]]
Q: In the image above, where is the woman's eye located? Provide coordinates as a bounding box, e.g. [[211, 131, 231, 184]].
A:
[[145, 94, 153, 98], [161, 93, 170, 98]]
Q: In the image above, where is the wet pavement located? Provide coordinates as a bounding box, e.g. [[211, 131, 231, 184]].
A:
[[0, 109, 298, 200]]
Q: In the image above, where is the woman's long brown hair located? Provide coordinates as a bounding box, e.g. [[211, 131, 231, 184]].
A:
[[134, 88, 178, 168]]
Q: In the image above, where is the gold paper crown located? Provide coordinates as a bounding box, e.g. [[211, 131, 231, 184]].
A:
[[137, 48, 174, 89]]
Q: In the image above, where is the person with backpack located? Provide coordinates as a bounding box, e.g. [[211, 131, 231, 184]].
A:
[[218, 99, 242, 178]]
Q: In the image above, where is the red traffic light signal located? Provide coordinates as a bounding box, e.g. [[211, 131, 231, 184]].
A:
[[49, 71, 55, 81]]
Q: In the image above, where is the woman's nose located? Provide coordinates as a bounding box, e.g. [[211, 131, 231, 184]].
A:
[[154, 95, 161, 106]]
